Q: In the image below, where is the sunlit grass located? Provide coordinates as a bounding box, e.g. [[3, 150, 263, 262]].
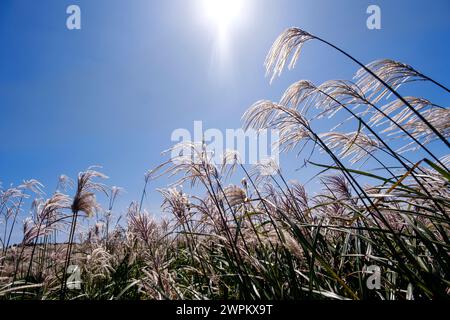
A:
[[0, 27, 449, 300]]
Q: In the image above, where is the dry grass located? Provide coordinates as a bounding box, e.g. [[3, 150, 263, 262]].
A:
[[0, 27, 449, 300]]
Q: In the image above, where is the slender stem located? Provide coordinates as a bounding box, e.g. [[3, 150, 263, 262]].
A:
[[3, 197, 23, 257], [419, 73, 450, 93], [317, 90, 448, 217], [139, 178, 149, 213], [60, 210, 79, 300], [314, 36, 450, 149]]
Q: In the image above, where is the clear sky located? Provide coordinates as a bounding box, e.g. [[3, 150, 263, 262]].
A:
[[1, 0, 449, 238]]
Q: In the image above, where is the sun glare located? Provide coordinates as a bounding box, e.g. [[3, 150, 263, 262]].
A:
[[199, 0, 248, 71], [202, 0, 244, 29]]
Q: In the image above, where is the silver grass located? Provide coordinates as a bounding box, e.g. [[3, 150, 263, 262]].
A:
[[22, 217, 39, 245], [289, 181, 310, 212], [18, 180, 45, 196], [376, 101, 450, 151], [61, 167, 108, 299], [315, 80, 369, 118], [86, 222, 104, 242], [242, 100, 312, 153], [159, 187, 191, 222], [313, 194, 350, 222], [354, 59, 429, 103], [84, 246, 114, 279], [109, 186, 124, 204], [2, 25, 450, 301], [321, 175, 352, 202], [221, 185, 248, 207], [282, 230, 304, 260], [72, 168, 108, 217], [56, 175, 74, 193], [280, 80, 317, 113], [2, 207, 14, 223], [251, 157, 281, 180], [221, 149, 242, 180], [321, 131, 381, 164], [266, 28, 450, 149], [369, 97, 449, 150], [439, 155, 450, 168], [265, 28, 314, 83], [0, 188, 26, 206], [34, 193, 71, 224], [127, 203, 159, 245], [369, 97, 436, 127], [161, 141, 219, 187]]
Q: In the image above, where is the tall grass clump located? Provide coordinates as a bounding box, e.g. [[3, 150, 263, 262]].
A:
[[0, 27, 448, 300]]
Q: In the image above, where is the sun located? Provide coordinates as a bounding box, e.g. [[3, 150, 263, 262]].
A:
[[202, 0, 244, 29]]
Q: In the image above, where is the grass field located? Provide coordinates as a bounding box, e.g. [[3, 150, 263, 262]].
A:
[[1, 27, 449, 300]]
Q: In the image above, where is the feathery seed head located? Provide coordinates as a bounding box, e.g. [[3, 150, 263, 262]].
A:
[[265, 28, 314, 83]]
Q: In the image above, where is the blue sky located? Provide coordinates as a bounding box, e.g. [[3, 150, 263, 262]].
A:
[[1, 0, 449, 239]]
